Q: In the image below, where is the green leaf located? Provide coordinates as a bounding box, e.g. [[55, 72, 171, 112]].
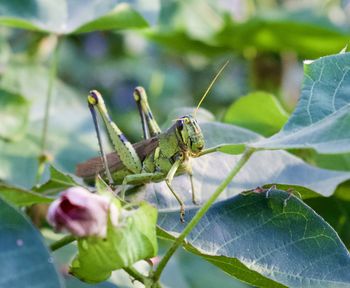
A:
[[73, 4, 148, 34], [0, 197, 63, 287], [308, 151, 350, 171], [216, 11, 350, 58], [34, 166, 82, 196], [70, 202, 158, 283], [0, 0, 151, 34], [224, 92, 289, 137], [156, 239, 249, 288], [146, 29, 227, 57], [0, 184, 53, 206], [252, 52, 350, 154], [201, 121, 261, 154], [158, 190, 350, 287], [0, 88, 30, 141]]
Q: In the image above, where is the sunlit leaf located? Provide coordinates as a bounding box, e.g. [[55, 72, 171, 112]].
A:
[[224, 92, 289, 137], [252, 52, 350, 154]]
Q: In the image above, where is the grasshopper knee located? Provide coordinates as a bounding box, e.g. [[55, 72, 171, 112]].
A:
[[133, 86, 146, 101]]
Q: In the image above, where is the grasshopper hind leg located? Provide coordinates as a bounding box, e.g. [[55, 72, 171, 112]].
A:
[[133, 87, 161, 139]]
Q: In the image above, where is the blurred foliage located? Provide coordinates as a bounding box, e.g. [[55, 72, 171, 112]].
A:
[[1, 0, 350, 287]]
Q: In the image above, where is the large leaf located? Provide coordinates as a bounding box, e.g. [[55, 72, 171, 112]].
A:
[[252, 52, 350, 154], [127, 136, 350, 286], [0, 197, 63, 287], [224, 92, 289, 137], [70, 202, 158, 283], [158, 190, 350, 288], [0, 88, 29, 141], [0, 0, 152, 34]]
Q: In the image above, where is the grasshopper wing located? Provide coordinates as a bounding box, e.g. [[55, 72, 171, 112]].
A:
[[76, 137, 159, 180]]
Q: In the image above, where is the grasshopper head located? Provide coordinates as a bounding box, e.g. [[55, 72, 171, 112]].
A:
[[176, 115, 204, 155]]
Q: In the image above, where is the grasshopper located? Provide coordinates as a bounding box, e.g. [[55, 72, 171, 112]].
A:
[[76, 62, 228, 222]]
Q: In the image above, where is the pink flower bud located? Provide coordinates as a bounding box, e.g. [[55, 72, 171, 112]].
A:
[[47, 187, 118, 238]]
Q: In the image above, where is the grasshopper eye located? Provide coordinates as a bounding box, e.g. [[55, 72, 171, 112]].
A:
[[177, 120, 184, 130]]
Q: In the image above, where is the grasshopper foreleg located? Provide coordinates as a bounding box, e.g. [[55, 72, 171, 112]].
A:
[[120, 172, 164, 199], [187, 164, 198, 205], [165, 158, 185, 223]]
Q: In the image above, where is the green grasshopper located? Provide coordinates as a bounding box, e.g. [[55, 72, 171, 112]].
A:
[[76, 62, 228, 222]]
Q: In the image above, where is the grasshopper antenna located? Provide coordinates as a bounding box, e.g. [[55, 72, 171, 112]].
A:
[[88, 99, 114, 185], [194, 60, 230, 117]]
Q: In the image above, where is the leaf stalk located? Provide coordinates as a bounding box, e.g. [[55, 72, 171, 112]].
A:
[[50, 234, 75, 251]]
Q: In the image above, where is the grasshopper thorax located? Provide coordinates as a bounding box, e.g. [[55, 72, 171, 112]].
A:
[[175, 115, 204, 156]]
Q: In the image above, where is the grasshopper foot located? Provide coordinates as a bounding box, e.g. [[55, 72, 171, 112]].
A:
[[192, 198, 199, 205], [250, 185, 276, 198], [180, 206, 185, 223], [283, 188, 301, 208]]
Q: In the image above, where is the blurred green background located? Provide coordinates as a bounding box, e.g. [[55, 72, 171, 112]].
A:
[[2, 0, 350, 143]]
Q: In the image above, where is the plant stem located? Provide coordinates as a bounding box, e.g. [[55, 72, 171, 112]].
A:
[[152, 147, 255, 281], [123, 267, 147, 284], [41, 35, 60, 153], [50, 234, 76, 251], [36, 35, 61, 184]]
